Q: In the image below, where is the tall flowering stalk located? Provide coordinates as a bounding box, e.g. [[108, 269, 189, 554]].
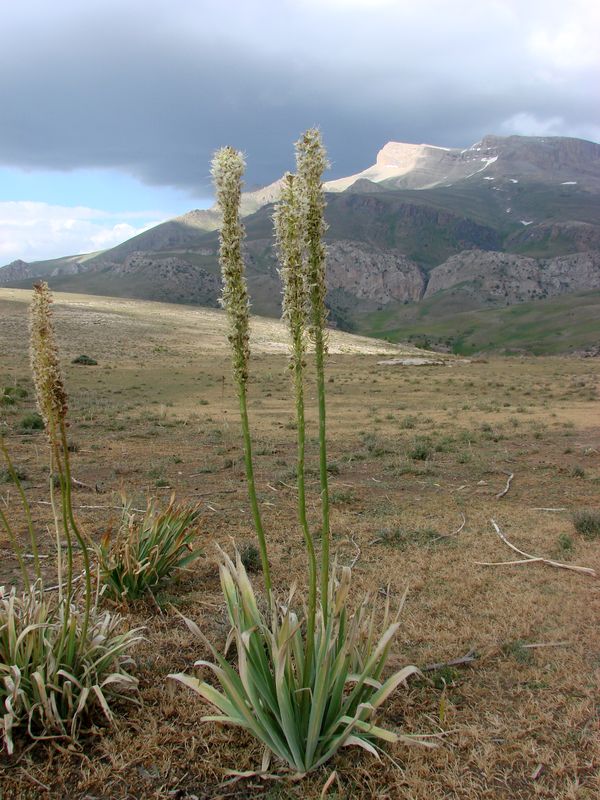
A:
[[274, 172, 317, 697], [1, 283, 140, 754], [211, 147, 272, 595], [30, 282, 93, 634], [172, 132, 423, 775], [295, 129, 332, 618]]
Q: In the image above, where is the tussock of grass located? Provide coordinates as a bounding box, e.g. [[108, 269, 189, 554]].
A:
[[0, 586, 141, 754], [98, 498, 202, 601], [375, 526, 446, 549], [573, 509, 600, 539], [170, 552, 421, 775], [19, 412, 44, 431]]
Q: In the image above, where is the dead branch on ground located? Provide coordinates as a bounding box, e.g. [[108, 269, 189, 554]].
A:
[[475, 519, 597, 578], [495, 471, 513, 499], [432, 512, 466, 542]]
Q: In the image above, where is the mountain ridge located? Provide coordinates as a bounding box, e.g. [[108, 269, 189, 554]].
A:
[[2, 133, 600, 353]]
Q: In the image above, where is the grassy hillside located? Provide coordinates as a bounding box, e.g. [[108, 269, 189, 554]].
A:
[[0, 288, 418, 357], [358, 289, 600, 355]]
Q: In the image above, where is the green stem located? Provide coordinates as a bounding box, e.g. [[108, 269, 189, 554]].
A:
[[60, 421, 92, 642], [314, 329, 330, 621], [238, 382, 272, 598], [293, 349, 317, 700], [51, 434, 74, 606], [49, 472, 63, 604]]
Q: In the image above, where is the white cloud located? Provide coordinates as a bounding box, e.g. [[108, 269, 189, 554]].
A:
[[0, 202, 166, 263], [528, 26, 600, 79], [500, 112, 600, 143], [295, 0, 398, 7]]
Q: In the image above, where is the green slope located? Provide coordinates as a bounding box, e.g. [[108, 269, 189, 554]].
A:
[[357, 289, 600, 355]]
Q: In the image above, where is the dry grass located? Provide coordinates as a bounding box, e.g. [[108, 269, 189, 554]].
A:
[[1, 288, 599, 799]]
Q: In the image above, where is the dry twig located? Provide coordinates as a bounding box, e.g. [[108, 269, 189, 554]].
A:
[[422, 649, 478, 672], [349, 534, 361, 568], [422, 641, 570, 673], [495, 471, 513, 499], [475, 519, 597, 578], [432, 512, 466, 542]]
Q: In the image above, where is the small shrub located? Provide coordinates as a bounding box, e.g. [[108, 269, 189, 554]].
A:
[[239, 542, 262, 572], [573, 509, 600, 540], [1, 386, 28, 406], [387, 462, 436, 477], [99, 498, 202, 601], [6, 386, 28, 399], [434, 436, 455, 453], [1, 467, 27, 483], [503, 640, 533, 664], [400, 415, 417, 429], [429, 666, 460, 690], [72, 354, 98, 365], [330, 488, 355, 504], [19, 412, 44, 431], [571, 466, 586, 479], [360, 432, 392, 457], [408, 437, 432, 461], [376, 526, 442, 549], [557, 533, 574, 553]]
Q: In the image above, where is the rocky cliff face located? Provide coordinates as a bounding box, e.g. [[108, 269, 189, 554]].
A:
[[0, 260, 33, 285], [326, 241, 424, 303], [111, 253, 221, 305], [425, 249, 600, 304], [506, 222, 600, 253]]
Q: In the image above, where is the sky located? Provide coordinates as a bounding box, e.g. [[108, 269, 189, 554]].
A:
[[1, 0, 599, 263]]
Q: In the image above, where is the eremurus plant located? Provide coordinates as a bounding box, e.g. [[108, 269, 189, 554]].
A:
[[0, 282, 141, 755], [170, 130, 423, 775]]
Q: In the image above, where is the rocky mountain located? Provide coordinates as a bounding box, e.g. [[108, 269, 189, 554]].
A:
[[325, 135, 600, 193], [2, 133, 600, 352], [0, 260, 34, 283], [424, 249, 600, 305]]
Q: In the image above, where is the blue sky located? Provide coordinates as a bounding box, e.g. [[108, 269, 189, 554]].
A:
[[1, 0, 599, 263], [0, 167, 211, 262], [0, 166, 208, 213]]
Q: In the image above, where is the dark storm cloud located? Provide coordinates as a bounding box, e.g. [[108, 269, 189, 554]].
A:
[[2, 0, 599, 196]]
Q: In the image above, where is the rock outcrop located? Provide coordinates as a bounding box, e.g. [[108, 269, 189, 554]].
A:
[[326, 241, 424, 304], [111, 253, 221, 305], [425, 249, 600, 304], [0, 260, 32, 285]]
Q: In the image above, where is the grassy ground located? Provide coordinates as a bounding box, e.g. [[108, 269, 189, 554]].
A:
[[357, 289, 600, 356], [1, 289, 599, 799]]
